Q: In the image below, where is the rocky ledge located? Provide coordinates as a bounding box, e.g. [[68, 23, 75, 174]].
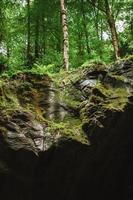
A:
[[0, 56, 133, 200]]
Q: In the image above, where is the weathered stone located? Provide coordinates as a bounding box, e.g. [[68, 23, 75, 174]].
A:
[[0, 57, 133, 200]]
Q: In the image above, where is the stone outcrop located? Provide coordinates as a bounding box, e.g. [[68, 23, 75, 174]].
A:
[[0, 56, 133, 200]]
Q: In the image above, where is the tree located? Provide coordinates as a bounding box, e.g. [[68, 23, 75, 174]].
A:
[[0, 0, 132, 73], [80, 0, 90, 54], [34, 0, 40, 60], [88, 0, 121, 60], [60, 0, 69, 71], [27, 0, 31, 66], [104, 0, 120, 60]]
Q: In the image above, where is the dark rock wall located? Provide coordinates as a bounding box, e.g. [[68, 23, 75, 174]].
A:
[[0, 57, 133, 200], [0, 104, 133, 200]]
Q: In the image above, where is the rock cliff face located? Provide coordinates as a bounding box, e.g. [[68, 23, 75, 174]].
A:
[[0, 57, 133, 200]]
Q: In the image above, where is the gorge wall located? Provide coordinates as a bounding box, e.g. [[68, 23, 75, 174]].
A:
[[0, 57, 133, 200]]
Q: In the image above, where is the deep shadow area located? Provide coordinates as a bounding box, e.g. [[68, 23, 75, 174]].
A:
[[0, 104, 133, 200]]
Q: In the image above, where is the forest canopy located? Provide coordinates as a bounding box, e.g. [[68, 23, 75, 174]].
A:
[[0, 0, 133, 74]]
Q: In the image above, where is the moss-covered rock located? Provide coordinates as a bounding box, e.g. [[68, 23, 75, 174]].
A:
[[0, 57, 133, 200], [0, 56, 133, 154]]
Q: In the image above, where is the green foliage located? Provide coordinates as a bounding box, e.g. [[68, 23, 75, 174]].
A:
[[30, 63, 60, 75], [0, 0, 132, 73], [48, 118, 88, 144], [34, 50, 63, 71], [0, 54, 7, 67]]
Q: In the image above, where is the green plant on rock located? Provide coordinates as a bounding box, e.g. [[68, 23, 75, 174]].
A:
[[47, 117, 88, 145]]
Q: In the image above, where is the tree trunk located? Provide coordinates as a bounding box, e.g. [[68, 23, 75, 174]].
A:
[[77, 29, 84, 65], [81, 0, 90, 54], [60, 0, 69, 71], [104, 0, 120, 60], [130, 14, 133, 38], [27, 0, 31, 66], [35, 15, 39, 60], [76, 14, 84, 60], [0, 4, 3, 44], [6, 44, 10, 59], [93, 6, 99, 40], [56, 11, 62, 53], [0, 0, 5, 44], [42, 18, 46, 55]]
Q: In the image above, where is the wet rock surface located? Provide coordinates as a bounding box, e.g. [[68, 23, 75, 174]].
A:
[[0, 57, 133, 200]]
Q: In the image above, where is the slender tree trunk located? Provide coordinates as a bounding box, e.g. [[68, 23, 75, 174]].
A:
[[93, 6, 99, 39], [0, 5, 3, 44], [59, 11, 63, 52], [77, 29, 84, 65], [34, 0, 41, 60], [130, 13, 133, 38], [0, 0, 5, 44], [77, 27, 84, 58], [99, 17, 103, 59], [6, 44, 10, 59], [27, 0, 31, 66], [56, 11, 62, 52], [42, 18, 46, 55], [35, 16, 39, 59], [60, 0, 69, 71], [81, 0, 90, 54], [76, 14, 84, 60], [104, 0, 120, 60]]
